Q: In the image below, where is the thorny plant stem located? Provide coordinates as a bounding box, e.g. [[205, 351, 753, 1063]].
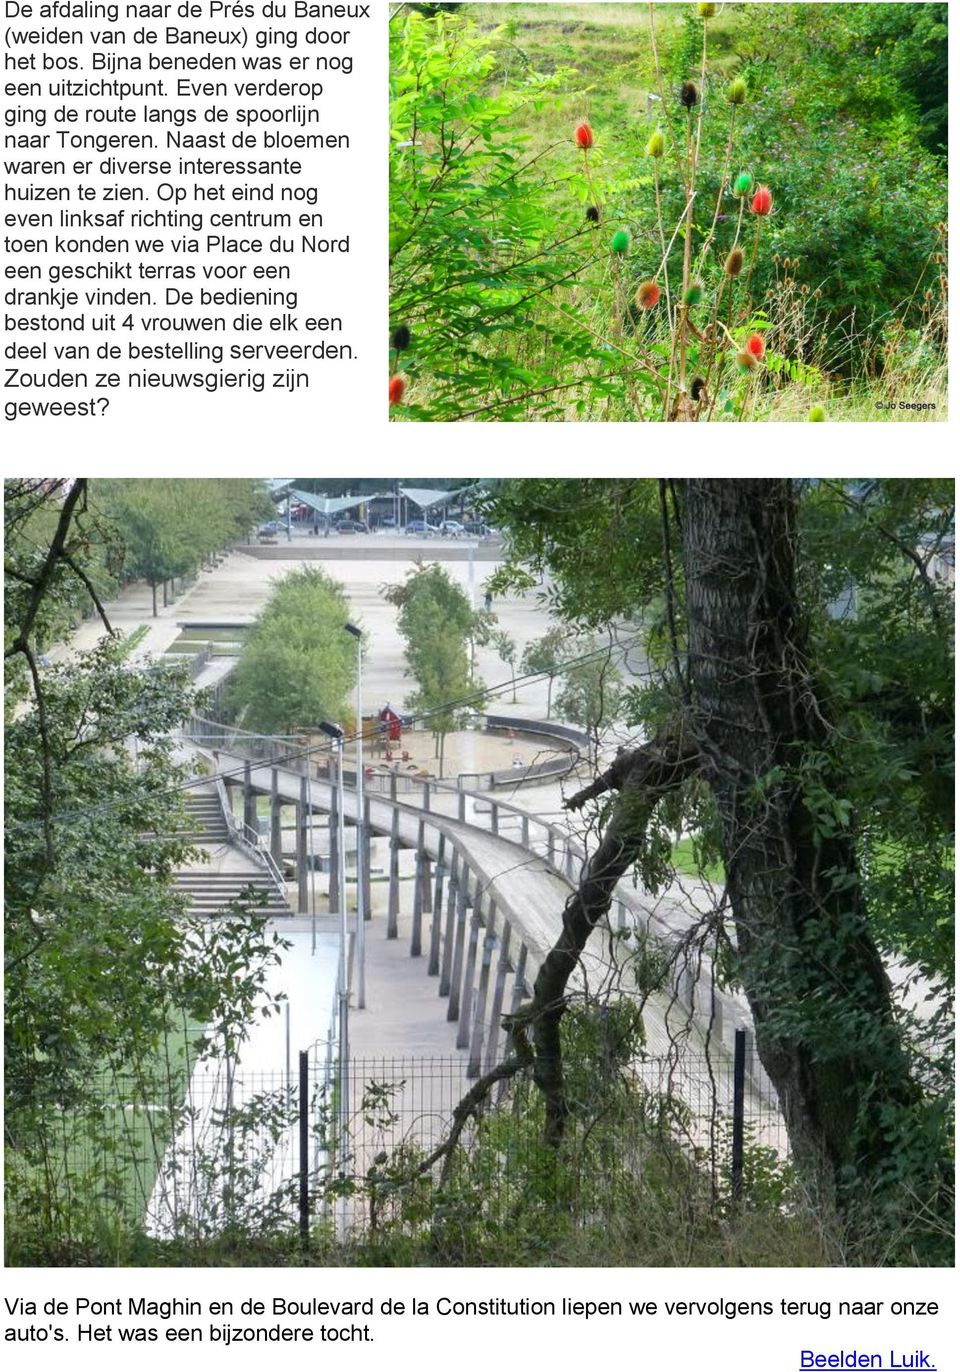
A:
[[652, 162, 672, 326], [697, 107, 738, 274], [742, 213, 764, 312], [647, 3, 687, 193]]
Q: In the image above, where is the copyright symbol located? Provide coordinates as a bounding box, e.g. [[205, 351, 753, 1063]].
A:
[[875, 402, 883, 410]]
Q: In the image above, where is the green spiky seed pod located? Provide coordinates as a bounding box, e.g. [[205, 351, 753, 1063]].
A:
[[684, 281, 704, 307], [727, 78, 748, 105], [697, 3, 717, 16], [736, 349, 758, 373], [724, 248, 744, 277], [611, 230, 631, 255], [646, 129, 665, 159], [734, 171, 753, 197], [680, 81, 698, 109], [808, 405, 826, 422]]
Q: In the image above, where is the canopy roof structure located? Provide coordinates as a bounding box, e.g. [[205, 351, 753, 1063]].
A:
[[399, 486, 462, 512], [288, 489, 366, 517]]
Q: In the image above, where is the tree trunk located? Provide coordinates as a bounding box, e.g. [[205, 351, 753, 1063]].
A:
[[546, 676, 553, 719], [678, 478, 917, 1206], [151, 580, 157, 617]]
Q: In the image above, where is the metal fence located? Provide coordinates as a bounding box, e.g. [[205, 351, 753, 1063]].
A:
[[6, 1039, 789, 1253]]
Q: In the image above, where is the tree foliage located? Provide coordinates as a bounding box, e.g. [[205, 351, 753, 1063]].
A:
[[93, 479, 273, 615], [4, 482, 285, 1179], [226, 566, 357, 735]]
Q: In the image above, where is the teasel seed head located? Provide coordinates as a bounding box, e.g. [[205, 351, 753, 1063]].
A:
[[646, 129, 666, 159], [391, 324, 411, 352], [635, 279, 661, 310], [586, 205, 600, 223], [691, 377, 707, 402], [746, 333, 765, 359], [574, 121, 594, 150], [808, 405, 826, 422], [611, 229, 631, 255], [735, 349, 758, 373], [727, 77, 748, 105], [733, 171, 753, 197], [680, 81, 699, 109], [684, 280, 704, 307], [697, 3, 717, 16], [389, 375, 406, 406], [724, 248, 744, 277], [751, 185, 773, 215]]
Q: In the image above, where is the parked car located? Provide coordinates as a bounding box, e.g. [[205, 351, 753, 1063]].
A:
[[258, 520, 281, 536], [380, 514, 398, 529], [336, 518, 369, 534], [440, 520, 466, 537], [405, 519, 439, 536], [463, 520, 492, 537]]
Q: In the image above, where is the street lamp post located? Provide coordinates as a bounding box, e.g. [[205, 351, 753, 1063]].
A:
[[318, 719, 349, 1238], [344, 622, 365, 1009]]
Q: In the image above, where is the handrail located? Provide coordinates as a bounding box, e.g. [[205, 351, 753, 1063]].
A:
[[213, 772, 288, 903]]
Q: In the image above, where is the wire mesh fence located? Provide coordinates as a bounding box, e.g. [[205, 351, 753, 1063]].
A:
[[6, 1041, 790, 1255]]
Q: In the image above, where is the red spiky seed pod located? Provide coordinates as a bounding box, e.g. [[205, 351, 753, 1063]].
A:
[[389, 375, 406, 406], [635, 280, 661, 310], [575, 122, 594, 150], [746, 333, 765, 359], [751, 185, 773, 215]]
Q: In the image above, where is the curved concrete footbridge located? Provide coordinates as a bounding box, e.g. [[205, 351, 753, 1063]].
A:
[[182, 713, 768, 1111]]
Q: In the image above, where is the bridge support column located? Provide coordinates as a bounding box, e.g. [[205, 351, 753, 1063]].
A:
[[485, 920, 512, 1073], [362, 796, 372, 923], [328, 783, 340, 916], [447, 875, 469, 1022], [270, 769, 282, 866], [427, 838, 444, 976], [387, 809, 401, 939], [547, 831, 556, 868], [243, 761, 256, 834], [433, 833, 446, 920], [456, 890, 483, 1047], [421, 847, 433, 917], [521, 816, 530, 849], [439, 850, 459, 997], [296, 776, 309, 914], [411, 846, 424, 958], [468, 901, 497, 1077]]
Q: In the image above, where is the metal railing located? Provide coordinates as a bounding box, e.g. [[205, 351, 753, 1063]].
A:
[[213, 773, 288, 902]]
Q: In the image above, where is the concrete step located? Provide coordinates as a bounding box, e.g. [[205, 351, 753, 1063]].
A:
[[173, 870, 290, 916]]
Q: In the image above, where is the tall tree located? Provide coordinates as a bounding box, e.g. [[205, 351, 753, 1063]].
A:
[[483, 476, 953, 1242]]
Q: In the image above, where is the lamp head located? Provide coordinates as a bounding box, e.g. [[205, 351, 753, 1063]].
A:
[[317, 721, 344, 741], [344, 622, 362, 640]]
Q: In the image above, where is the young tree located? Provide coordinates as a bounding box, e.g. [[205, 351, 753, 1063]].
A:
[[482, 476, 953, 1243], [553, 636, 624, 733], [521, 626, 567, 718], [491, 630, 519, 703], [226, 567, 357, 735], [383, 563, 479, 776]]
